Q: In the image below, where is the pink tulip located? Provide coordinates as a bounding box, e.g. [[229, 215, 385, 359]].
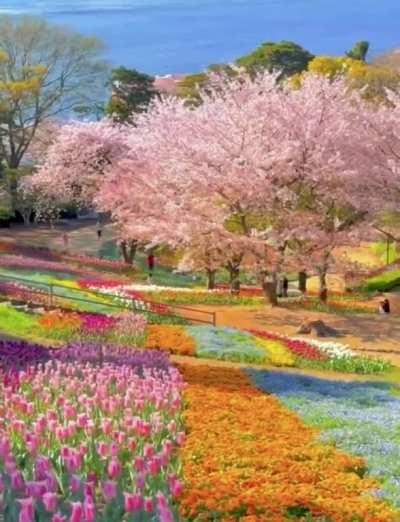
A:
[[45, 471, 58, 492], [11, 470, 25, 490], [17, 497, 34, 522], [170, 478, 183, 497], [135, 472, 145, 491], [124, 492, 143, 512], [70, 475, 81, 493], [83, 499, 95, 522], [69, 502, 83, 522], [101, 480, 117, 501], [52, 513, 66, 522], [143, 497, 153, 513], [35, 456, 51, 480], [143, 443, 154, 458], [134, 456, 145, 471], [147, 457, 160, 475], [107, 458, 121, 479], [109, 441, 119, 457], [175, 432, 185, 445], [42, 492, 57, 512], [97, 442, 108, 457], [101, 419, 112, 435], [26, 480, 47, 497]]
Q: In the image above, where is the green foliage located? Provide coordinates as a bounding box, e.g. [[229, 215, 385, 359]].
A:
[[370, 241, 398, 265], [236, 40, 314, 78], [0, 15, 107, 170], [0, 303, 43, 340], [296, 355, 392, 375], [106, 66, 158, 122], [362, 269, 400, 292], [177, 72, 208, 102], [145, 290, 263, 306], [346, 41, 370, 62]]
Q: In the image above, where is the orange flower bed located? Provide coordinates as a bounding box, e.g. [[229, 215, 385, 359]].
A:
[[178, 364, 396, 521], [145, 325, 196, 356], [38, 310, 82, 331]]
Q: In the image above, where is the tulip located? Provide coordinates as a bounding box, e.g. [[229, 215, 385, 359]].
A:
[[69, 502, 83, 522], [143, 443, 154, 458], [124, 492, 143, 512], [107, 458, 121, 479], [143, 497, 153, 513], [83, 498, 95, 522], [42, 492, 57, 512], [26, 480, 47, 497], [101, 480, 117, 501], [135, 472, 145, 491], [97, 442, 108, 457], [70, 475, 81, 493], [52, 514, 66, 522], [11, 470, 25, 490], [134, 456, 145, 471], [17, 497, 34, 522]]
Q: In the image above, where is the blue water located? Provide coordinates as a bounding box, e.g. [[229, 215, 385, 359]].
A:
[[3, 1, 400, 74]]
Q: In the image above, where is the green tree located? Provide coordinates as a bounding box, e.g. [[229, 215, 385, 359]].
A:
[[106, 67, 159, 122], [346, 40, 370, 61], [0, 15, 107, 171], [236, 40, 314, 78]]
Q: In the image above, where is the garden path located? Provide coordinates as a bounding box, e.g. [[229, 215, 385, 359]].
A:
[[193, 304, 400, 366]]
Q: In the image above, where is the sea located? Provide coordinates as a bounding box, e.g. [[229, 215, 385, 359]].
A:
[[2, 0, 400, 75]]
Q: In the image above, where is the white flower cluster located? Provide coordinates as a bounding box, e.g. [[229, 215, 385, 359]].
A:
[[88, 285, 152, 311], [293, 337, 355, 358]]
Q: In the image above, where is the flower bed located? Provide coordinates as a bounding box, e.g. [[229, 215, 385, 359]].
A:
[[0, 343, 184, 521], [249, 328, 392, 375], [187, 325, 268, 364], [179, 363, 396, 521], [249, 370, 400, 509], [38, 310, 147, 346], [145, 325, 196, 356]]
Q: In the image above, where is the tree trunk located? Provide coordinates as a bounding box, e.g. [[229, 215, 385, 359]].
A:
[[21, 211, 32, 226], [206, 269, 216, 290], [318, 269, 328, 303], [120, 240, 138, 265], [226, 264, 240, 294], [262, 273, 278, 306], [298, 271, 307, 294]]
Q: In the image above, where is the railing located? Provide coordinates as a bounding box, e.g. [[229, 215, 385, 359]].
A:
[[0, 273, 216, 326]]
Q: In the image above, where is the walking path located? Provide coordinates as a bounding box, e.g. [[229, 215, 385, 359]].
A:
[[193, 304, 400, 366]]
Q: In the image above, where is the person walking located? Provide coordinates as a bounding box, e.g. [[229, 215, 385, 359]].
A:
[[282, 276, 289, 298], [96, 220, 103, 240], [62, 233, 69, 252], [147, 253, 155, 276]]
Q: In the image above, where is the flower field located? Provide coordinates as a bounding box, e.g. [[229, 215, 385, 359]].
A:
[[178, 364, 397, 521], [0, 342, 184, 521], [0, 338, 396, 521], [249, 370, 400, 510], [0, 301, 392, 375]]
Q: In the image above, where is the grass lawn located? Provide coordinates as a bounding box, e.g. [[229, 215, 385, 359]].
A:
[[362, 269, 400, 292]]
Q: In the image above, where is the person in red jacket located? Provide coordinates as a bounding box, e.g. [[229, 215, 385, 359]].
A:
[[147, 253, 155, 276]]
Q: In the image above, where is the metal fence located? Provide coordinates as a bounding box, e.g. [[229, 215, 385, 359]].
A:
[[0, 273, 216, 326]]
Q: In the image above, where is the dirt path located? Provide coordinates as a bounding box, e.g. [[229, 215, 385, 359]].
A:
[[191, 304, 400, 366]]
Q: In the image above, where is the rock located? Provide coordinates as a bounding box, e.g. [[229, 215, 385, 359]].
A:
[[310, 320, 339, 337], [297, 321, 312, 334]]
